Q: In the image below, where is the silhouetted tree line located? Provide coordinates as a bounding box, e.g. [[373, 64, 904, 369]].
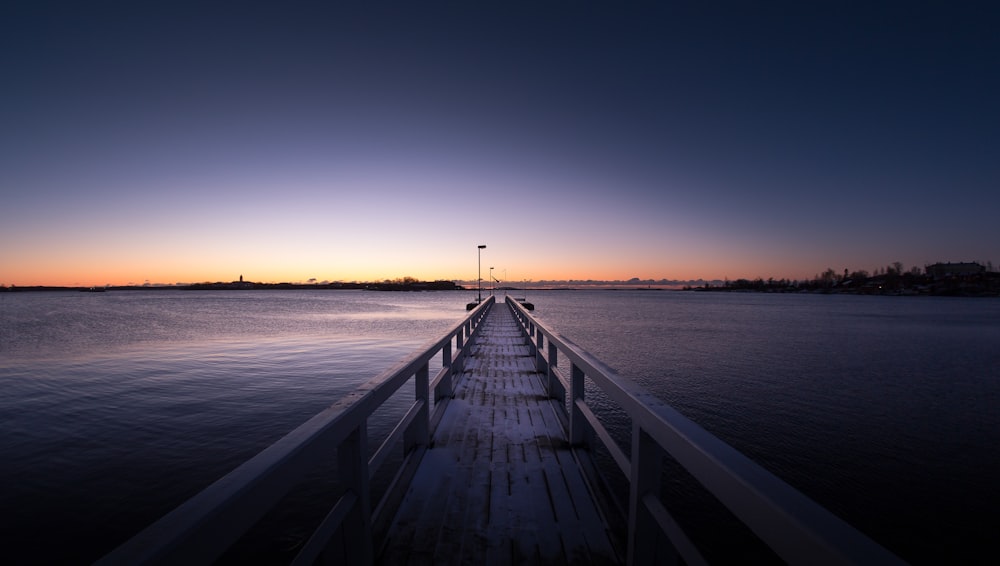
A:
[[185, 278, 464, 291], [686, 262, 999, 296], [1, 279, 465, 292]]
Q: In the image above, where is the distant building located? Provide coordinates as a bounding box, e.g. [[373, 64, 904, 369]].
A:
[[926, 262, 985, 278]]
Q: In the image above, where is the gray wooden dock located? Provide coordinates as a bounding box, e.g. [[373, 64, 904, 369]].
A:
[[377, 304, 617, 565], [98, 295, 906, 566]]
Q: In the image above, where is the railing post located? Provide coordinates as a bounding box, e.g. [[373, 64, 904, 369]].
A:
[[406, 362, 430, 453], [437, 342, 453, 401], [336, 425, 373, 565], [547, 341, 566, 405], [569, 362, 587, 446], [526, 325, 537, 357], [627, 425, 673, 566], [535, 329, 547, 375]]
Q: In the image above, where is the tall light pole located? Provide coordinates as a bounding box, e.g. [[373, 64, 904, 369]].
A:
[[477, 244, 486, 303], [490, 267, 494, 296]]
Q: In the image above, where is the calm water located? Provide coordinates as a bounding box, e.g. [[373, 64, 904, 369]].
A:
[[1, 290, 998, 563], [529, 290, 1000, 564], [0, 290, 466, 564]]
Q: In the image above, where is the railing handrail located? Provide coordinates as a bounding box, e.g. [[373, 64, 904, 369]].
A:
[[505, 298, 905, 566], [98, 296, 495, 565]]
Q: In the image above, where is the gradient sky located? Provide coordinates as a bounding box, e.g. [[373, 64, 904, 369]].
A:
[[2, 1, 998, 286]]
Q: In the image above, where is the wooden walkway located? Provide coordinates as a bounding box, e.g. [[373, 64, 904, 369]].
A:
[[377, 302, 618, 565]]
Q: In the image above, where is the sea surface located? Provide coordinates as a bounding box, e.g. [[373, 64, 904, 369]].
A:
[[1, 289, 997, 564], [529, 290, 1000, 564]]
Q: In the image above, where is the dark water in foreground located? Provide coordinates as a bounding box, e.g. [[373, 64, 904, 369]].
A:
[[1, 290, 998, 563], [530, 290, 1000, 564]]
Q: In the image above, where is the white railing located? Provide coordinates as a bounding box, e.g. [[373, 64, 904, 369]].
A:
[[506, 298, 905, 566], [98, 296, 495, 565]]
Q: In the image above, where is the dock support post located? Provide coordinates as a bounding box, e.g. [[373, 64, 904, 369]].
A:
[[336, 425, 373, 565]]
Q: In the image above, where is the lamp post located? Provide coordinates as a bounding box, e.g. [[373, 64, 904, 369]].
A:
[[490, 267, 494, 296], [477, 244, 486, 303]]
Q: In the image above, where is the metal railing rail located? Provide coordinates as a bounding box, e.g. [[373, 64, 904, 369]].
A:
[[98, 296, 495, 565], [506, 298, 905, 566]]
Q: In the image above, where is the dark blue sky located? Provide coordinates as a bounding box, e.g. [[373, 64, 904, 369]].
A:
[[2, 1, 998, 285]]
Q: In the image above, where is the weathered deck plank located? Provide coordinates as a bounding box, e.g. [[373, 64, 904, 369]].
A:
[[377, 302, 618, 565]]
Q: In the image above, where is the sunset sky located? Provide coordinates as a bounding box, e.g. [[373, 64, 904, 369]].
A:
[[2, 1, 998, 286]]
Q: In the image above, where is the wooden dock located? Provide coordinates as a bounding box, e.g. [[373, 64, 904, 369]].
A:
[[98, 295, 906, 566], [377, 304, 617, 565]]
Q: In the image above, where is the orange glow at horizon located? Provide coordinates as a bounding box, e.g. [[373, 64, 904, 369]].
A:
[[2, 247, 828, 288]]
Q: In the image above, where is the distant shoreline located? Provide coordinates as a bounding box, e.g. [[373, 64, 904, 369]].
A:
[[4, 283, 998, 297], [4, 263, 999, 297], [0, 280, 466, 293]]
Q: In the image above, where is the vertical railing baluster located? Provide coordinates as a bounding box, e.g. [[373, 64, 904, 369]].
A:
[[569, 362, 587, 446], [627, 425, 672, 566], [547, 341, 566, 409], [336, 425, 373, 565], [406, 363, 430, 453], [535, 331, 546, 375], [437, 342, 453, 401], [547, 341, 557, 382]]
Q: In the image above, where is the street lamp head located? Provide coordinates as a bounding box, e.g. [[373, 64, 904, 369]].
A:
[[478, 244, 486, 249]]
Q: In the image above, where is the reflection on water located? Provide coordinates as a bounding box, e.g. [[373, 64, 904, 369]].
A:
[[0, 290, 464, 564], [532, 290, 1000, 564]]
